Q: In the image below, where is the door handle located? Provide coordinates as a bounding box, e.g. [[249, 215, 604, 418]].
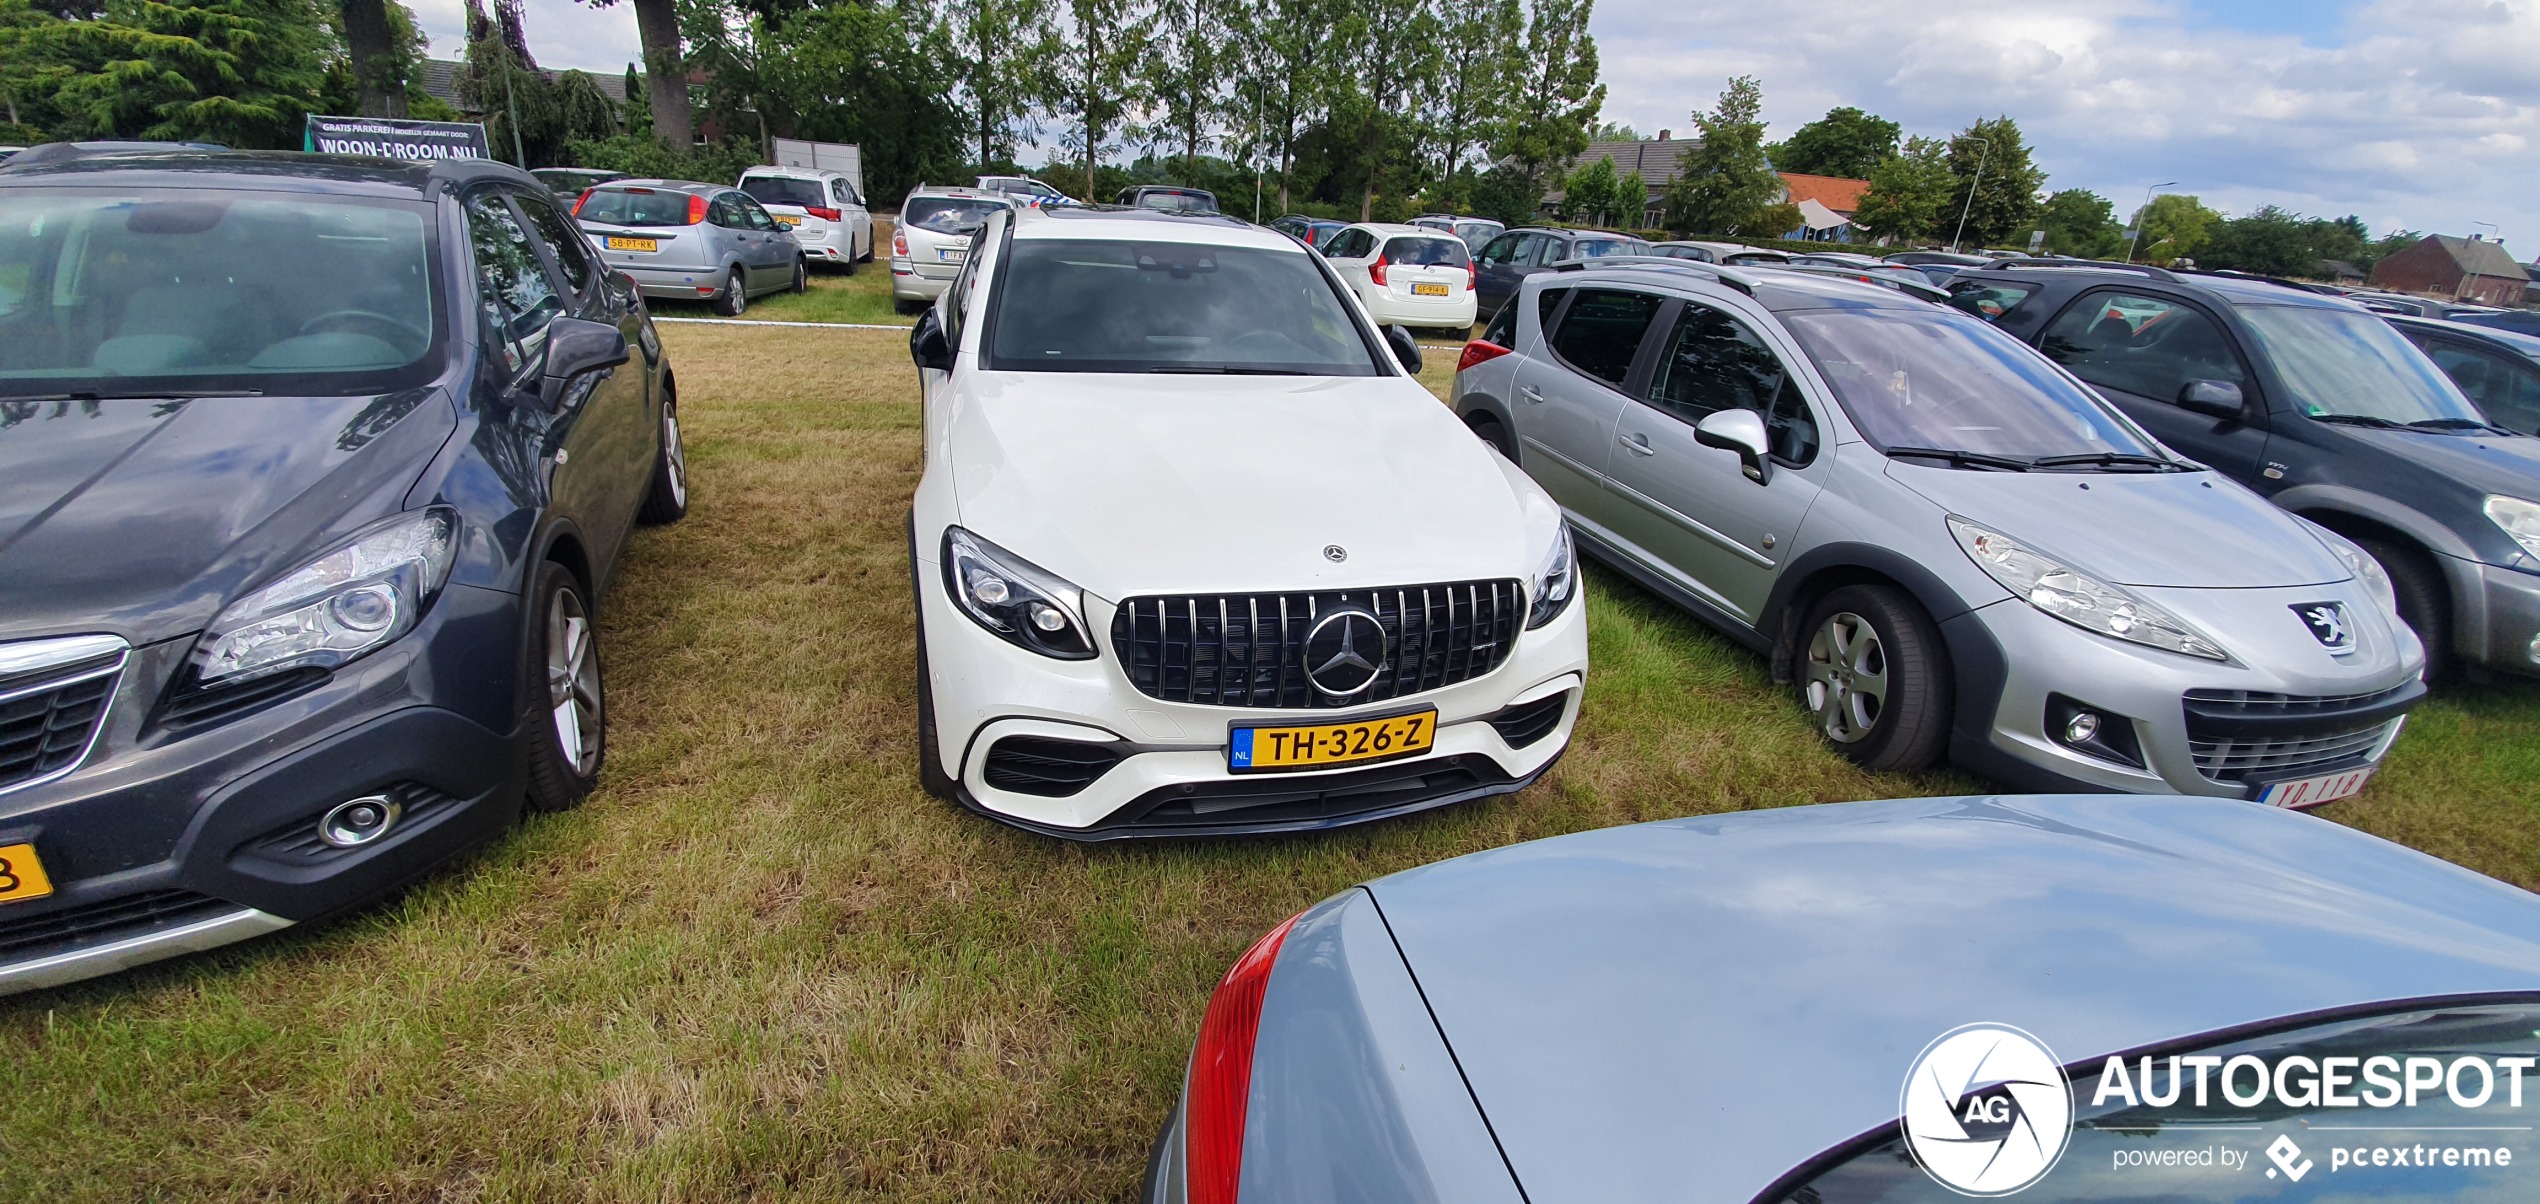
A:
[[1620, 431, 1655, 455], [1520, 385, 1545, 404]]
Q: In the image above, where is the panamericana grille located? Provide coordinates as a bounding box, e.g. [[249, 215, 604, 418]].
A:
[[0, 649, 122, 793], [2182, 685, 2417, 785], [0, 889, 232, 962], [1111, 580, 1522, 708]]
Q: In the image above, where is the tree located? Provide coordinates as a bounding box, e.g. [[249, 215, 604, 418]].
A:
[[6, 0, 331, 147], [940, 0, 1052, 167], [2133, 192, 2220, 262], [1661, 75, 1781, 236], [1140, 0, 1220, 184], [2197, 205, 2315, 276], [1332, 0, 1439, 219], [1232, 0, 1339, 212], [756, 0, 962, 203], [338, 0, 416, 116], [1766, 105, 1896, 179], [1492, 0, 1601, 207], [1850, 134, 1951, 244], [1588, 119, 1635, 140], [1940, 115, 2044, 250], [1559, 154, 1637, 227], [1421, 0, 1519, 212], [2038, 188, 2122, 258], [1045, 0, 1151, 200], [582, 0, 691, 151]]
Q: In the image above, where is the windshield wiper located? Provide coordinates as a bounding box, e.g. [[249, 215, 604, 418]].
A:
[[2405, 418, 2520, 436], [2029, 451, 2187, 471], [0, 389, 264, 403], [2310, 413, 2406, 429], [1885, 445, 2034, 471], [1145, 365, 1309, 375]]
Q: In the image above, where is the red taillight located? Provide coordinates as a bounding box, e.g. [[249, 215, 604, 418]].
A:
[[893, 229, 909, 257], [807, 206, 841, 222], [1369, 254, 1389, 286], [686, 193, 707, 225], [571, 188, 592, 216], [1457, 339, 1513, 373], [1187, 912, 1301, 1204], [1468, 262, 1478, 288]]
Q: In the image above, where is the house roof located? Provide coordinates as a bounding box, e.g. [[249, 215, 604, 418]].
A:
[[1560, 138, 1701, 191], [418, 58, 633, 113], [2425, 233, 2526, 280], [1795, 197, 1850, 231], [1779, 172, 1869, 215]]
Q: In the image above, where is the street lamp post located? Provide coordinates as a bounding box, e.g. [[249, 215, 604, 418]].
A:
[[2126, 181, 2178, 263], [1949, 133, 1990, 253]]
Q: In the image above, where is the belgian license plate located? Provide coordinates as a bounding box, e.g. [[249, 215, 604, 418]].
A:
[[0, 842, 55, 904], [605, 236, 658, 252], [937, 247, 967, 262], [2258, 766, 2374, 809], [774, 214, 802, 227], [1229, 709, 1436, 773], [1413, 282, 1450, 297]]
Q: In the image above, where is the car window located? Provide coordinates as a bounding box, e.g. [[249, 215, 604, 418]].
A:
[[512, 191, 596, 295], [2038, 290, 2247, 404], [1536, 286, 1570, 331], [983, 238, 1382, 375], [1771, 1001, 2540, 1203], [1782, 307, 2164, 460], [739, 198, 779, 231], [577, 187, 691, 228], [1382, 236, 1469, 267], [740, 176, 823, 209], [1646, 303, 1819, 465], [2426, 341, 2540, 433], [1480, 292, 1519, 347], [1549, 288, 1664, 387], [902, 196, 1008, 234], [1571, 238, 1642, 260], [1946, 278, 2038, 323], [706, 194, 744, 229], [831, 179, 860, 207], [467, 193, 561, 379], [2239, 304, 2485, 424], [1478, 233, 1522, 267]]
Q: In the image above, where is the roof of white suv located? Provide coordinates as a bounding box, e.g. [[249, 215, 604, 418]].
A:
[[1010, 204, 1286, 248]]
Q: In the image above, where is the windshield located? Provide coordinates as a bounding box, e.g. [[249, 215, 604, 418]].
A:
[[986, 238, 1382, 375], [578, 187, 691, 227], [2240, 305, 2488, 426], [1781, 307, 2167, 464], [1383, 236, 1468, 267], [0, 191, 441, 397], [904, 197, 1008, 234], [740, 176, 824, 209]]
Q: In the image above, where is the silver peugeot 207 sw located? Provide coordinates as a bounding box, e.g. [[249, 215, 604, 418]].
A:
[[1451, 259, 2426, 805]]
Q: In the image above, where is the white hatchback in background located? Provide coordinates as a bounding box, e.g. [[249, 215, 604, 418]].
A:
[[892, 185, 1017, 312], [1323, 223, 1478, 334], [905, 206, 1587, 839], [737, 166, 873, 272]]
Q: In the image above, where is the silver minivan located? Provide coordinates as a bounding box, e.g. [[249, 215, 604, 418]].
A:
[[1453, 260, 2426, 806], [574, 179, 804, 315]]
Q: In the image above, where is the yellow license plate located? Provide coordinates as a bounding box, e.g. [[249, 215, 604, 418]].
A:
[[0, 842, 54, 905], [1229, 709, 1436, 773], [1413, 282, 1451, 296], [774, 214, 801, 227], [605, 236, 658, 252]]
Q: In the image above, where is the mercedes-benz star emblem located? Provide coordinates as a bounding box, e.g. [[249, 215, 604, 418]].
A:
[[1323, 544, 1348, 563], [1302, 606, 1387, 697], [2293, 602, 2354, 652]]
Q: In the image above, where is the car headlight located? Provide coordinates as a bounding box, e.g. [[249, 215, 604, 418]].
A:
[[942, 527, 1096, 659], [196, 508, 459, 686], [2485, 495, 2540, 561], [1948, 517, 2228, 661], [1526, 522, 1577, 630], [2303, 521, 2399, 618]]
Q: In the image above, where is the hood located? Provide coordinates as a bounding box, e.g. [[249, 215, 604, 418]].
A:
[[945, 372, 1548, 598], [0, 391, 456, 645], [1367, 796, 2540, 1204], [2339, 425, 2540, 499], [1885, 461, 2345, 588]]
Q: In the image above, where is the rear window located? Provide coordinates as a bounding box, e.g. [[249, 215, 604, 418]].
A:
[[740, 176, 824, 209], [578, 188, 691, 227], [1947, 278, 2040, 323], [1134, 190, 1218, 213], [903, 196, 1009, 234], [1383, 236, 1468, 267]]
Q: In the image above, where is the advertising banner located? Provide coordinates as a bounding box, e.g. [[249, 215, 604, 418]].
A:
[[303, 115, 491, 162]]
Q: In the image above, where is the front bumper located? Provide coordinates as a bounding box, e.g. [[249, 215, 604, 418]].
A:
[[918, 559, 1590, 838]]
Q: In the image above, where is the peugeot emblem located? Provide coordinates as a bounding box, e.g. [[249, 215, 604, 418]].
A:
[[2293, 602, 2354, 653], [1302, 606, 1387, 697], [1323, 544, 1348, 563]]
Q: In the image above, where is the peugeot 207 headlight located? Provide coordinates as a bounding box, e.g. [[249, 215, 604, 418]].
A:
[[2301, 521, 2399, 618], [2485, 495, 2540, 561], [1526, 522, 1578, 630], [1948, 517, 2228, 661], [942, 527, 1096, 659], [197, 508, 459, 685]]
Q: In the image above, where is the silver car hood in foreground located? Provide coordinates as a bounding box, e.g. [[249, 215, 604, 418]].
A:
[[1367, 796, 2540, 1204]]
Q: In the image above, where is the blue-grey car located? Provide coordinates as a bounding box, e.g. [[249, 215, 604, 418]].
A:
[[574, 179, 804, 316], [1146, 794, 2540, 1203]]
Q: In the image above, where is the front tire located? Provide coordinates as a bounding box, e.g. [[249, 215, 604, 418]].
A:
[[789, 256, 807, 294], [713, 267, 748, 316], [638, 378, 688, 525], [2357, 536, 2451, 679], [1799, 584, 1951, 772], [524, 560, 606, 812]]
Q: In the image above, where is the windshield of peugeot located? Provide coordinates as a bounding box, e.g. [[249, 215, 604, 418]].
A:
[[0, 191, 442, 398], [2241, 304, 2495, 430], [985, 238, 1384, 375], [1782, 307, 2172, 468]]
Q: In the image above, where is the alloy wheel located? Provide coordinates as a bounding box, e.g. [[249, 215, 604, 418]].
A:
[[1804, 610, 1888, 744], [547, 588, 603, 775], [662, 400, 687, 507]]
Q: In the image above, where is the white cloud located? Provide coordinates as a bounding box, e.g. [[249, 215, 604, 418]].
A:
[[407, 0, 645, 76], [1594, 0, 2540, 244]]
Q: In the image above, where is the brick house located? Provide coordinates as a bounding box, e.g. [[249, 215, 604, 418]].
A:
[[1777, 172, 1870, 242], [2367, 234, 2529, 307]]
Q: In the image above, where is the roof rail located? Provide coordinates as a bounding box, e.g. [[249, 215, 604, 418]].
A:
[[1978, 257, 2180, 282], [1548, 254, 1759, 296], [0, 140, 230, 170], [2191, 269, 2344, 296], [1763, 262, 1950, 303]]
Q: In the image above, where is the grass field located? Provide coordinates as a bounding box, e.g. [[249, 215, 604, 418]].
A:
[[2, 324, 2535, 1201]]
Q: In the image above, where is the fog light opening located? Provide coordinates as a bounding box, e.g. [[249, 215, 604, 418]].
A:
[[2063, 712, 2100, 745], [2046, 694, 2145, 769], [318, 794, 403, 848]]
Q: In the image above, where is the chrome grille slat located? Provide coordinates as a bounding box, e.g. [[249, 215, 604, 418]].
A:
[[1113, 579, 1524, 709], [0, 636, 127, 795]]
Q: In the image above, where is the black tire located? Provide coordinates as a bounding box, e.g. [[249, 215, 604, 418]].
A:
[[523, 560, 605, 813], [638, 377, 688, 525], [2357, 536, 2451, 679], [910, 519, 957, 800], [842, 244, 859, 276], [789, 256, 807, 294], [1797, 583, 1952, 772], [1465, 412, 1517, 461], [893, 298, 919, 316], [713, 267, 747, 316], [858, 228, 875, 263]]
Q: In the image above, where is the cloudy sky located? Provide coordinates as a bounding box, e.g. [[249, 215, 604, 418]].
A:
[[413, 0, 2539, 243]]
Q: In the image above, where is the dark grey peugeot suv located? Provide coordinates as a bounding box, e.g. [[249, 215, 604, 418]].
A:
[[0, 146, 686, 993]]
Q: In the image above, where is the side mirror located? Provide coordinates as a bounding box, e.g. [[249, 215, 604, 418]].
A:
[[910, 307, 954, 373], [1384, 324, 1423, 374], [1694, 408, 1774, 484], [536, 317, 630, 409], [2176, 378, 2246, 420]]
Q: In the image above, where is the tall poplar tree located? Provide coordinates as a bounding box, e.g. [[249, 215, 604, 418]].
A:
[[1663, 75, 1781, 235], [1046, 0, 1151, 199], [1941, 114, 2045, 250], [1425, 0, 1520, 211], [1492, 0, 1601, 207], [1142, 0, 1221, 183], [941, 0, 1054, 168]]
